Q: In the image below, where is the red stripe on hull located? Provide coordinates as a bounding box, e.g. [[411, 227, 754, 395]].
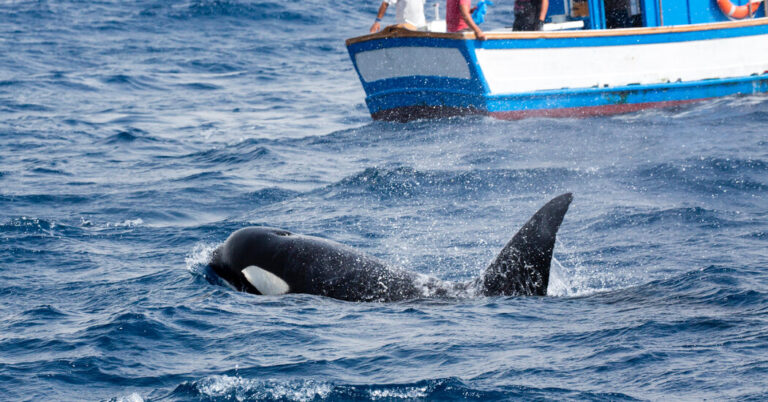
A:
[[371, 98, 713, 122]]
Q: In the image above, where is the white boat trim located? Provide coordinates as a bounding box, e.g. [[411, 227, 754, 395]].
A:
[[475, 33, 768, 93]]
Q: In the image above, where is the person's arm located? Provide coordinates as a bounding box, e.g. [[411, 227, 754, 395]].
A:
[[459, 2, 486, 40], [370, 2, 389, 33], [538, 0, 549, 29]]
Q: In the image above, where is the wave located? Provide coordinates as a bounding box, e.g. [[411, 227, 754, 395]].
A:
[[81, 312, 171, 345], [0, 79, 23, 87], [0, 1, 56, 20], [177, 59, 242, 74], [39, 74, 100, 92], [740, 230, 768, 240], [178, 139, 280, 166], [586, 205, 737, 231], [633, 156, 768, 195], [30, 167, 72, 176], [0, 217, 57, 234], [164, 375, 637, 401], [700, 95, 768, 123], [101, 74, 161, 90], [0, 101, 52, 113], [4, 305, 69, 334], [0, 215, 155, 239], [0, 194, 91, 205], [191, 145, 273, 165], [103, 128, 161, 144], [175, 82, 221, 91], [166, 0, 321, 24], [592, 265, 768, 309], [243, 187, 301, 205], [318, 166, 575, 201]]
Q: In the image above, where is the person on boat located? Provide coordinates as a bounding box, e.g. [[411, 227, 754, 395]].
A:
[[370, 0, 427, 33], [446, 0, 487, 40], [512, 0, 548, 30]]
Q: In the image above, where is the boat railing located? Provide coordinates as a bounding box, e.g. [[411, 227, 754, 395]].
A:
[[347, 18, 768, 46]]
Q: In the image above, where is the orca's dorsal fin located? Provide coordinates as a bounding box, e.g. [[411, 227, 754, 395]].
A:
[[481, 193, 573, 296]]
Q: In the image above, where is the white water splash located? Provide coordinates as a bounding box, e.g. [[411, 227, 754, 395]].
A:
[[194, 375, 332, 401], [548, 244, 635, 298], [547, 256, 570, 297], [113, 393, 144, 402], [548, 238, 624, 297], [185, 242, 217, 273], [109, 218, 144, 228], [369, 386, 429, 399]]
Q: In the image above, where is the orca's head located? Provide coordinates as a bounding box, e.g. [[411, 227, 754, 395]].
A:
[[209, 227, 293, 295]]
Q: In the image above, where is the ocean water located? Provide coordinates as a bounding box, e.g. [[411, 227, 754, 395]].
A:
[[2, 0, 768, 400]]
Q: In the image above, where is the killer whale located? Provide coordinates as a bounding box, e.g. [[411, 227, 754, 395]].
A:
[[208, 193, 573, 302]]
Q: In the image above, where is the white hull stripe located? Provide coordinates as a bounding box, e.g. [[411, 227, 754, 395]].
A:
[[475, 33, 768, 94], [355, 46, 471, 82]]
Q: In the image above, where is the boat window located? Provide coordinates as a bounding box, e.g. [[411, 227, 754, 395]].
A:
[[570, 0, 590, 20], [604, 0, 643, 28]]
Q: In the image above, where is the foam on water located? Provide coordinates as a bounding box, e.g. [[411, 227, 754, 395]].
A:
[[186, 242, 217, 272], [188, 376, 333, 401], [112, 393, 145, 402]]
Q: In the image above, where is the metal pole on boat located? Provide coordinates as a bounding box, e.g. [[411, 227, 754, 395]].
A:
[[658, 0, 664, 26]]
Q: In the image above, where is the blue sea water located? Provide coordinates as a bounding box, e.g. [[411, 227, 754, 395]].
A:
[[2, 0, 768, 400]]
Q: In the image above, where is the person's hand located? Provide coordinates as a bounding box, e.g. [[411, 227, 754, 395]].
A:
[[536, 19, 545, 31], [370, 21, 381, 33], [476, 29, 487, 40]]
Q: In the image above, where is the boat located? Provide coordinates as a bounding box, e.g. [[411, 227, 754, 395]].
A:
[[345, 0, 768, 121]]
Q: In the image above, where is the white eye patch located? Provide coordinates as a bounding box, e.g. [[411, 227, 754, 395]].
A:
[[241, 266, 290, 296]]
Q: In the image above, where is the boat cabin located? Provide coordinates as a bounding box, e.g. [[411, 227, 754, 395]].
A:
[[544, 0, 766, 30]]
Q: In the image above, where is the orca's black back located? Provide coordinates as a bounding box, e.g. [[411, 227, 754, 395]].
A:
[[209, 193, 572, 301], [274, 235, 424, 301], [210, 227, 424, 302]]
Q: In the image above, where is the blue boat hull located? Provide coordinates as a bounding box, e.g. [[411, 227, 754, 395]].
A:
[[346, 21, 768, 121]]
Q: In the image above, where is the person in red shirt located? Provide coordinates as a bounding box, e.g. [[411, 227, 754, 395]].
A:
[[446, 0, 487, 40]]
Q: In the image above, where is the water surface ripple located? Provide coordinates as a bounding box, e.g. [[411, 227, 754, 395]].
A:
[[1, 1, 767, 400]]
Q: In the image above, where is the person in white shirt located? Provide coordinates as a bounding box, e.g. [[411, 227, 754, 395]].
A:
[[369, 0, 427, 33]]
